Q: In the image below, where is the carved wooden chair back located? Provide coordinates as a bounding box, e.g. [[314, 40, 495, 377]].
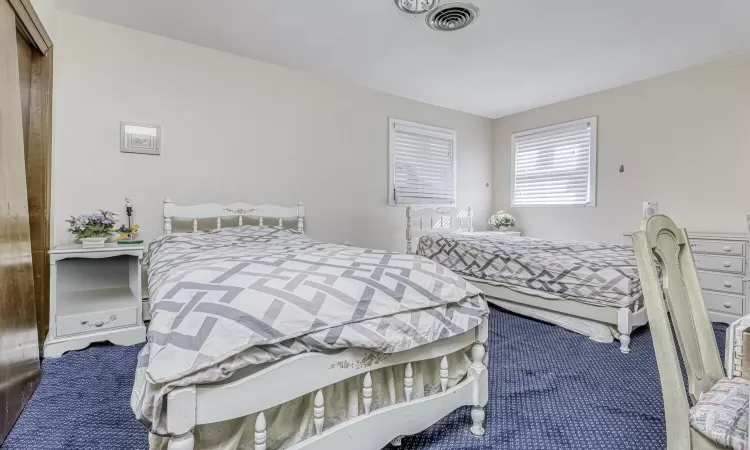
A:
[[632, 215, 726, 448]]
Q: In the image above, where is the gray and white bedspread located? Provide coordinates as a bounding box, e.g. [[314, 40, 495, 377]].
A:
[[417, 232, 642, 309], [131, 226, 487, 434]]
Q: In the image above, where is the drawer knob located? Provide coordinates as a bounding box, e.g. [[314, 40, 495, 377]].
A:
[[724, 302, 733, 309], [81, 315, 117, 329], [724, 246, 732, 252], [724, 261, 732, 268], [724, 281, 733, 288]]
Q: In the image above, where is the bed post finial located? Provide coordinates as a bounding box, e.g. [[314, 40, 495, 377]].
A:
[[297, 202, 305, 234], [467, 206, 474, 233], [164, 198, 174, 235], [406, 206, 413, 254]]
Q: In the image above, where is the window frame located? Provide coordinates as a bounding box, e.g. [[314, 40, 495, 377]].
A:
[[510, 116, 598, 208], [388, 117, 458, 207]]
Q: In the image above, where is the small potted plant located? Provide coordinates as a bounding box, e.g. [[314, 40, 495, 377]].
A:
[[66, 210, 118, 248], [488, 210, 516, 231]]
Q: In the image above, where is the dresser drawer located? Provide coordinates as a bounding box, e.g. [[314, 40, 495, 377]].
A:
[[690, 239, 744, 256], [693, 254, 745, 274], [57, 307, 137, 337], [703, 291, 744, 315], [698, 271, 744, 295]]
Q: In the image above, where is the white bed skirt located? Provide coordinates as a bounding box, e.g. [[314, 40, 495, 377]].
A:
[[150, 347, 472, 450], [490, 299, 616, 343]]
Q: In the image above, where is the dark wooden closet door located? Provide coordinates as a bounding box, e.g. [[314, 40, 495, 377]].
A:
[[19, 23, 52, 345], [0, 1, 41, 443]]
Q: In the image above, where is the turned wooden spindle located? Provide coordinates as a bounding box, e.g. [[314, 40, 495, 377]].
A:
[[440, 356, 449, 392], [238, 216, 243, 226], [406, 206, 413, 254], [216, 217, 222, 230], [163, 198, 173, 235], [314, 389, 325, 435], [471, 340, 486, 371], [278, 217, 283, 228], [297, 202, 304, 233], [386, 367, 396, 404], [254, 412, 267, 450], [363, 372, 373, 415], [469, 322, 488, 437], [259, 216, 264, 227], [192, 219, 198, 233], [404, 362, 413, 402]]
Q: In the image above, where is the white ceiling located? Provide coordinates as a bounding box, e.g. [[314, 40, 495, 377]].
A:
[[56, 0, 750, 118]]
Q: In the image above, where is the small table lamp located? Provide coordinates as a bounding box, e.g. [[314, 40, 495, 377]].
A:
[[117, 197, 143, 245]]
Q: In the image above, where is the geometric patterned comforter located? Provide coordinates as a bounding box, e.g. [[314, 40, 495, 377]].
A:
[[131, 226, 487, 434], [417, 232, 642, 309]]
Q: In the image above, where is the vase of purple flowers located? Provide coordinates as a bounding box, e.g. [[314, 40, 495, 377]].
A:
[[66, 210, 118, 248]]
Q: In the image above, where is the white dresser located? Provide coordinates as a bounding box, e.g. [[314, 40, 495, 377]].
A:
[[623, 231, 749, 324]]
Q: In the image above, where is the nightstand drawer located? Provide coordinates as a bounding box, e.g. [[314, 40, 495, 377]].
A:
[[698, 271, 744, 295], [57, 307, 137, 337], [704, 291, 744, 315], [693, 254, 745, 274], [690, 239, 744, 256]]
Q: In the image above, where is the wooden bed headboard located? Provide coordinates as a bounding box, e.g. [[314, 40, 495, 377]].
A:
[[162, 198, 305, 234], [405, 206, 473, 254]]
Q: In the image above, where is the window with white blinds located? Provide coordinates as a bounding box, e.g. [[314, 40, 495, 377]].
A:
[[388, 118, 456, 206], [511, 117, 597, 207]]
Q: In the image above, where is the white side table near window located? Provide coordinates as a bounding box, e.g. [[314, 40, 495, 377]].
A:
[[490, 230, 522, 237], [477, 229, 522, 237], [44, 244, 147, 358]]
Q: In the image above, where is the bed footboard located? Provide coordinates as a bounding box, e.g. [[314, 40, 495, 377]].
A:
[[165, 321, 489, 450]]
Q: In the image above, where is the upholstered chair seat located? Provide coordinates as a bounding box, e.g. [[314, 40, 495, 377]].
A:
[[690, 377, 749, 450]]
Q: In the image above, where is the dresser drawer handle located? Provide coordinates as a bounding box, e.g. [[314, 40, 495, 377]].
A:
[[724, 261, 732, 268], [724, 281, 733, 288], [724, 302, 733, 309], [81, 315, 117, 329], [724, 246, 732, 252]]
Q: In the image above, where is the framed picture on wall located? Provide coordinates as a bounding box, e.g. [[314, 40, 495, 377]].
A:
[[120, 122, 161, 155]]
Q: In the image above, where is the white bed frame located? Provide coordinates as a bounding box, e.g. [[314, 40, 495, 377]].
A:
[[158, 199, 489, 450], [405, 206, 648, 354]]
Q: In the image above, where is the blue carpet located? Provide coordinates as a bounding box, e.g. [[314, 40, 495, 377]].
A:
[[2, 306, 727, 450]]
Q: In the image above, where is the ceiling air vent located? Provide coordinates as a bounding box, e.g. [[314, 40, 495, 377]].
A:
[[426, 2, 479, 31]]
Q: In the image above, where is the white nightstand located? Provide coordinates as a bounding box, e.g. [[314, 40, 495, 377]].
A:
[[493, 230, 521, 237], [45, 244, 147, 358], [474, 230, 522, 237]]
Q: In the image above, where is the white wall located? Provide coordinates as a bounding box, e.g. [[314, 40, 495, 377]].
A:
[[493, 53, 750, 243], [30, 0, 57, 41], [52, 12, 493, 251]]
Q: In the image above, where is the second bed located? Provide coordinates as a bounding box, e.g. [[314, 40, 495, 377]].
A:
[[406, 207, 647, 353]]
